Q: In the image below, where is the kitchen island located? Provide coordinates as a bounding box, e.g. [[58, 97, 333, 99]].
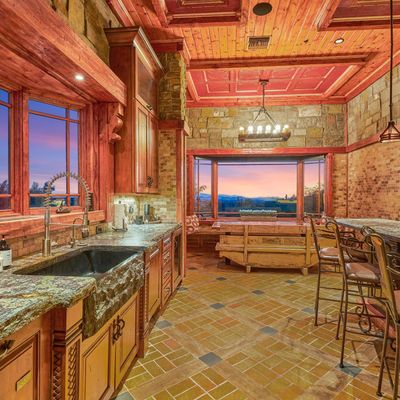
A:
[[0, 223, 182, 400], [213, 220, 317, 275]]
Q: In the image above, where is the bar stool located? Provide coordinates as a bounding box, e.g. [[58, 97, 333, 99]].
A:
[[306, 215, 350, 327], [370, 233, 400, 399], [328, 221, 381, 368]]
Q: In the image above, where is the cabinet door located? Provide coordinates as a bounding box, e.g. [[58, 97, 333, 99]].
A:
[[114, 293, 139, 388], [172, 229, 183, 290], [136, 102, 149, 193], [147, 115, 158, 193], [0, 314, 50, 400], [147, 246, 161, 320], [80, 325, 114, 400]]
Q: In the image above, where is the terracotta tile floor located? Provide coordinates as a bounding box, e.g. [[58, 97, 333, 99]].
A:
[[114, 251, 394, 400]]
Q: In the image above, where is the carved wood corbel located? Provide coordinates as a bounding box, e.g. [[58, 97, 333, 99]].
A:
[[98, 102, 124, 144]]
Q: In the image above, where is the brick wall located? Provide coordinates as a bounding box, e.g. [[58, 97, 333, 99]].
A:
[[347, 142, 400, 219], [48, 0, 120, 63], [187, 104, 345, 149], [346, 67, 400, 219], [348, 65, 400, 144], [8, 223, 107, 259]]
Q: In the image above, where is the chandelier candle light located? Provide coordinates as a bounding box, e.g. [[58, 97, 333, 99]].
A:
[[239, 79, 291, 142]]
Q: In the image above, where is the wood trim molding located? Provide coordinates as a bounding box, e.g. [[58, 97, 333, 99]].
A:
[[151, 39, 191, 66], [188, 54, 369, 71], [187, 147, 346, 157], [105, 27, 164, 75], [346, 132, 381, 153], [106, 0, 135, 26]]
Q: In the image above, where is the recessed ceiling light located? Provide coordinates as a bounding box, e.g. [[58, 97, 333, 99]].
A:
[[334, 37, 344, 45], [253, 2, 273, 16], [75, 73, 84, 81]]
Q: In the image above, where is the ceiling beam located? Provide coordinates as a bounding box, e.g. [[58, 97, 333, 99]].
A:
[[0, 0, 126, 105], [188, 54, 370, 71], [150, 0, 169, 27]]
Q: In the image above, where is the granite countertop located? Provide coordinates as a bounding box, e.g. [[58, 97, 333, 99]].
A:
[[336, 218, 400, 241], [0, 223, 180, 341]]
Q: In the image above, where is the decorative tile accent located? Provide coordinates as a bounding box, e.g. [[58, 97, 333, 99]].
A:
[[209, 303, 225, 309], [252, 289, 265, 295], [337, 362, 362, 378], [199, 352, 223, 366], [177, 286, 188, 291], [302, 307, 315, 314], [259, 326, 278, 335], [111, 392, 134, 400], [285, 279, 296, 284], [156, 320, 173, 329], [216, 277, 227, 281]]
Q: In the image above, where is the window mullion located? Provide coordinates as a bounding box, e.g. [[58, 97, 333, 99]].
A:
[[211, 160, 218, 219]]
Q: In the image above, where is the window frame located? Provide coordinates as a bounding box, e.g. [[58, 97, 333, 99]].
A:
[[0, 88, 13, 215], [188, 151, 334, 221], [0, 87, 85, 217], [28, 99, 81, 210]]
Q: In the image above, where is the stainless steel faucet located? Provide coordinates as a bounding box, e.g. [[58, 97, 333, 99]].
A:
[[42, 172, 91, 257]]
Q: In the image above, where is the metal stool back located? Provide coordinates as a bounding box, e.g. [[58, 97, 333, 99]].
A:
[[306, 215, 343, 326], [371, 234, 400, 399]]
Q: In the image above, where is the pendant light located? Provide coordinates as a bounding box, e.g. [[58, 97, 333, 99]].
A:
[[238, 79, 291, 142], [380, 0, 400, 142]]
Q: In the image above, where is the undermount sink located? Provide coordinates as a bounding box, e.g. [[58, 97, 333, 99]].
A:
[[15, 247, 141, 280]]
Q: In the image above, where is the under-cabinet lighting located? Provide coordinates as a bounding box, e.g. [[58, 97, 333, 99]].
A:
[[334, 38, 344, 45], [75, 73, 85, 81]]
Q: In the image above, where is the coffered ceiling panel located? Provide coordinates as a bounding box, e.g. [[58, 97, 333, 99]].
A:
[[189, 65, 352, 105]]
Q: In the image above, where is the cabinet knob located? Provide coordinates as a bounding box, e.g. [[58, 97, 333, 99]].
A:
[[147, 176, 153, 188], [146, 104, 153, 111]]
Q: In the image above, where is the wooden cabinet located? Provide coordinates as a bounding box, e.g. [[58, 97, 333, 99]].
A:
[[106, 27, 163, 194], [172, 227, 183, 290], [147, 245, 162, 320], [0, 313, 51, 400], [80, 292, 140, 400], [136, 102, 159, 194]]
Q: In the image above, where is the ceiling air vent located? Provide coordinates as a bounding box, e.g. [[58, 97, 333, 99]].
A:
[[247, 36, 271, 50]]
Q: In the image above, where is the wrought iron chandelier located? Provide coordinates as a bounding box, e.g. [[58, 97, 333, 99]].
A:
[[239, 79, 291, 142], [380, 0, 400, 142]]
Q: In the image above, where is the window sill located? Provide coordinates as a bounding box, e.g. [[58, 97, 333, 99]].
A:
[[0, 210, 106, 239]]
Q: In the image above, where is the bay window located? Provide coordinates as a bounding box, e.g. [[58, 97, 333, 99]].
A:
[[192, 155, 326, 220]]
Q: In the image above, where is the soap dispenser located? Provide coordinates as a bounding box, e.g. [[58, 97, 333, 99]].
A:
[[0, 235, 12, 270]]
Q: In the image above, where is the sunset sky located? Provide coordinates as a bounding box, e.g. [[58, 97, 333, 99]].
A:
[[28, 101, 79, 194], [198, 159, 323, 198]]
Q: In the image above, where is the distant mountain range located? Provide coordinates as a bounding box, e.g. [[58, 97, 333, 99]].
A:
[[198, 193, 280, 201]]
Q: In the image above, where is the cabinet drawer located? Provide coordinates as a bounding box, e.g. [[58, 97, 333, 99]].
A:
[[162, 250, 172, 266], [163, 236, 172, 252], [162, 279, 172, 306], [162, 263, 172, 282]]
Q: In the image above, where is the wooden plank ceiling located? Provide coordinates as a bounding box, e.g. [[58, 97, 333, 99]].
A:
[[108, 0, 400, 107]]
